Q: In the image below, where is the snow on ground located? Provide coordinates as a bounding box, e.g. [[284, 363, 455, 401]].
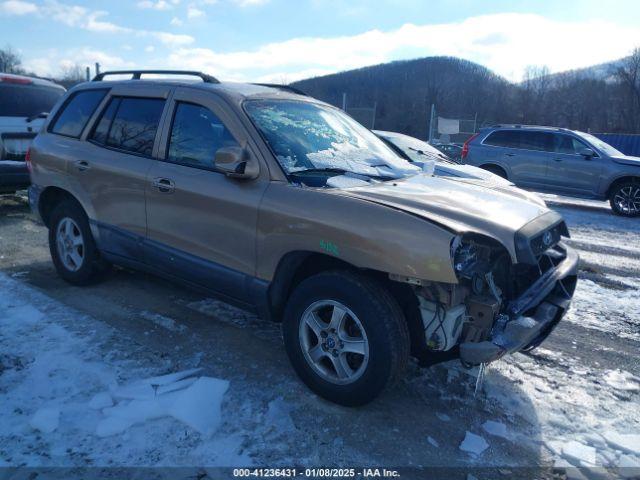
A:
[[0, 272, 250, 467], [1, 192, 639, 476]]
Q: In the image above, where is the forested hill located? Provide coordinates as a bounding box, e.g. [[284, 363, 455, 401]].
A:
[[291, 54, 640, 137]]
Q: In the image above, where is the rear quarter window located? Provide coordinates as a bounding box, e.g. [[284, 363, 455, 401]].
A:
[[50, 89, 108, 138], [0, 84, 65, 118]]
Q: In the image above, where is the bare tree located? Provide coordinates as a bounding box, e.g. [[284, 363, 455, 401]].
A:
[[0, 45, 24, 74], [615, 48, 640, 132]]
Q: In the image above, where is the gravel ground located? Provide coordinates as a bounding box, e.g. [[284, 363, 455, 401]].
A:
[[0, 191, 639, 479]]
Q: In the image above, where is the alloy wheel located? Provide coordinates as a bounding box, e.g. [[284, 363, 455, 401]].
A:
[[298, 300, 369, 385], [613, 185, 640, 215], [56, 217, 85, 272]]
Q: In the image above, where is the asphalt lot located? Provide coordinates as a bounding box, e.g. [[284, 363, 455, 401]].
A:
[[1, 191, 639, 477]]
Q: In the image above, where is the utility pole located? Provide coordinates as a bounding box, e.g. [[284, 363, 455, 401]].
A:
[[95, 62, 101, 77], [342, 92, 347, 111], [371, 101, 377, 130], [85, 66, 90, 82], [428, 104, 435, 143]]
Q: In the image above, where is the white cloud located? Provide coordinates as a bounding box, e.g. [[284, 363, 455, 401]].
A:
[[170, 16, 183, 26], [137, 0, 173, 10], [186, 5, 204, 18], [167, 13, 640, 82], [232, 0, 268, 6], [23, 48, 135, 77], [150, 31, 194, 46], [145, 45, 155, 52], [0, 0, 37, 15]]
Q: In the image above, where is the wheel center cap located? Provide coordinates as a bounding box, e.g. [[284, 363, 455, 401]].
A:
[[326, 337, 336, 349]]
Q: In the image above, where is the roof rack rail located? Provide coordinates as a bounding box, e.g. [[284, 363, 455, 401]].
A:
[[252, 83, 308, 96], [490, 123, 565, 131], [92, 70, 220, 83]]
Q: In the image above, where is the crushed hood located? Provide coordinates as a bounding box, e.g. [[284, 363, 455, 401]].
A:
[[333, 173, 552, 256]]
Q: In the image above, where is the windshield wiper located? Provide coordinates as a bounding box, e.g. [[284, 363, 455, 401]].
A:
[[289, 167, 349, 175], [408, 147, 455, 164]]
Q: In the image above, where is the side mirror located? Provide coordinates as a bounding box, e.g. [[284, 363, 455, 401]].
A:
[[579, 147, 595, 158], [215, 146, 259, 179]]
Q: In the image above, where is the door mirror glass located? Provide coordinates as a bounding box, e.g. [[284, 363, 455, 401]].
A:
[[215, 146, 259, 179], [579, 147, 595, 158]]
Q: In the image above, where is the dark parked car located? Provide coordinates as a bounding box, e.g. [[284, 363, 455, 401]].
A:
[[462, 124, 640, 216], [0, 73, 65, 194]]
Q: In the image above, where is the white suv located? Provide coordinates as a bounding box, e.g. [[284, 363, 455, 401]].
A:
[[0, 73, 65, 194]]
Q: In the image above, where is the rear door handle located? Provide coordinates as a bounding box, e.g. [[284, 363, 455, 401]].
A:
[[152, 177, 175, 193], [75, 160, 90, 171], [553, 157, 563, 162], [505, 153, 516, 157]]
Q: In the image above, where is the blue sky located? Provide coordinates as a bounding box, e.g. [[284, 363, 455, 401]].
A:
[[2, 0, 640, 82]]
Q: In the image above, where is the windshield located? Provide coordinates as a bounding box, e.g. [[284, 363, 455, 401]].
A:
[[380, 133, 454, 164], [577, 132, 623, 157], [245, 100, 420, 179], [0, 84, 64, 117]]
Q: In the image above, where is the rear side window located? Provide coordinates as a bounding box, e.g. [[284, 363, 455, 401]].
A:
[[90, 97, 165, 157], [0, 84, 64, 117], [50, 89, 107, 138], [167, 102, 239, 169], [484, 130, 520, 148], [519, 131, 554, 152]]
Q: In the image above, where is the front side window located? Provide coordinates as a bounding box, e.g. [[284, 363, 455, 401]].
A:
[[484, 130, 520, 148], [245, 100, 419, 179], [50, 89, 107, 138], [554, 134, 590, 155], [167, 103, 239, 169], [94, 97, 165, 156]]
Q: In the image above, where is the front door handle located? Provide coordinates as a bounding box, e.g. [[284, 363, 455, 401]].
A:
[[505, 153, 516, 157], [553, 157, 563, 162], [152, 177, 175, 193], [75, 160, 90, 171]]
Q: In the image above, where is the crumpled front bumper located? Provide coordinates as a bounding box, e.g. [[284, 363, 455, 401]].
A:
[[460, 243, 579, 365]]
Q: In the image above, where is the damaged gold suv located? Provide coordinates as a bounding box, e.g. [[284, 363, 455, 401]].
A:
[[28, 70, 578, 406]]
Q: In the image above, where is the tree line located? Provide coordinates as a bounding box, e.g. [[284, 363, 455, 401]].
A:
[[292, 49, 640, 137]]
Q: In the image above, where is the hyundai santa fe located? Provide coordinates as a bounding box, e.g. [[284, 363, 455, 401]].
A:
[[461, 124, 640, 216], [28, 70, 579, 406]]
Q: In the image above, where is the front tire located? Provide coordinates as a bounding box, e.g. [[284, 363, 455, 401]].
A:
[[48, 200, 111, 285], [609, 181, 640, 217], [282, 271, 410, 406]]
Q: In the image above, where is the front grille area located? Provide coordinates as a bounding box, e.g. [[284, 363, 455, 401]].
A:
[[530, 222, 565, 257]]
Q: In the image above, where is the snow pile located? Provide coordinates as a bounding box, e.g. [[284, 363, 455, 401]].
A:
[[95, 369, 229, 438], [139, 310, 188, 333]]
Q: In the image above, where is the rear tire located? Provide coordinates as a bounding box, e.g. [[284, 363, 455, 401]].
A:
[[609, 180, 640, 217], [48, 200, 111, 285], [481, 164, 508, 179], [282, 270, 410, 406]]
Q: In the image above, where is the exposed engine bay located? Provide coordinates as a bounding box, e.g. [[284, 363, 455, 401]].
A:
[[410, 230, 578, 366]]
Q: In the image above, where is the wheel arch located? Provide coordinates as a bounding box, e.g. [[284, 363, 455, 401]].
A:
[[479, 163, 508, 179], [267, 250, 424, 358], [605, 175, 640, 199], [38, 186, 85, 228]]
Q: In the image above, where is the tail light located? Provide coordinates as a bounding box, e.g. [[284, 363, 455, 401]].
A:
[[0, 74, 33, 85], [461, 133, 479, 160], [25, 148, 33, 174]]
